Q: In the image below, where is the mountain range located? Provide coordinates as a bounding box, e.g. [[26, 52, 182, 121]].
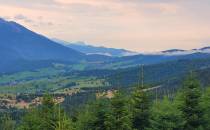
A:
[[53, 38, 210, 57], [0, 18, 210, 73], [52, 38, 138, 57]]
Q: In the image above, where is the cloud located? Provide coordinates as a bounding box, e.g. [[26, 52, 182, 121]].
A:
[[53, 0, 108, 5], [14, 14, 27, 20], [0, 0, 210, 52], [12, 13, 54, 27], [14, 14, 33, 23], [1, 16, 11, 20], [47, 22, 53, 26], [142, 3, 179, 15]]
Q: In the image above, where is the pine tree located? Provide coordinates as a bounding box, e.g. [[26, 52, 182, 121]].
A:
[[181, 74, 204, 130], [130, 86, 150, 130]]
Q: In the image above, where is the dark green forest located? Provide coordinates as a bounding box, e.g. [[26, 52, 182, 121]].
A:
[[1, 74, 210, 130]]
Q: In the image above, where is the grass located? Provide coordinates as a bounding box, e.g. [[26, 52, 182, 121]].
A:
[[0, 67, 64, 84], [0, 74, 109, 94], [0, 63, 112, 94]]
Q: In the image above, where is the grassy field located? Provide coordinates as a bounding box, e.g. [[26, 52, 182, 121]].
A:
[[0, 72, 109, 94]]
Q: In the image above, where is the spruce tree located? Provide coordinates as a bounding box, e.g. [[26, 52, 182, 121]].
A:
[[0, 114, 16, 130], [76, 104, 96, 130], [55, 105, 75, 130], [201, 88, 210, 129], [17, 94, 74, 130], [17, 108, 42, 130], [110, 91, 132, 130], [131, 86, 150, 130], [93, 99, 113, 130], [150, 96, 184, 130], [181, 74, 204, 130]]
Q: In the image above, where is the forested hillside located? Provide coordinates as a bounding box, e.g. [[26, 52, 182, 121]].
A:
[[107, 58, 210, 87], [1, 74, 210, 130]]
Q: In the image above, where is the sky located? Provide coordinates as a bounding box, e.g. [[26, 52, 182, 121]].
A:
[[0, 0, 210, 52]]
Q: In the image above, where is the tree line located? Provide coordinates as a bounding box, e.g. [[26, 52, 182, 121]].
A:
[[1, 74, 210, 130]]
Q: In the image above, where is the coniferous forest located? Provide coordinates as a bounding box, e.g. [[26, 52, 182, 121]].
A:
[[1, 74, 210, 130]]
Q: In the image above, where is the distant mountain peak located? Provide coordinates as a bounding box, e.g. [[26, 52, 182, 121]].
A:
[[0, 19, 84, 63], [0, 18, 33, 34], [53, 39, 138, 57], [0, 18, 15, 26]]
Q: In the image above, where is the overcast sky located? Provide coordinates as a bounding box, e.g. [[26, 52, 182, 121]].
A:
[[0, 0, 210, 52]]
